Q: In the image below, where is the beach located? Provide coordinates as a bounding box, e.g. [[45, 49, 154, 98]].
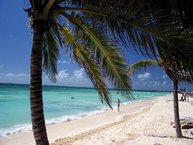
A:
[[1, 94, 193, 145]]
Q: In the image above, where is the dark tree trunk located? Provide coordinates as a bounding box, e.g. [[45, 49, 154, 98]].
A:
[[173, 79, 183, 138], [30, 20, 49, 145]]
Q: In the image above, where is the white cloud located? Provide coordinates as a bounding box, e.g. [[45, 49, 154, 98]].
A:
[[162, 74, 167, 79], [62, 60, 68, 64], [162, 81, 167, 86], [5, 73, 29, 78], [153, 81, 161, 87], [43, 68, 91, 87], [51, 68, 85, 82], [57, 70, 70, 79], [137, 72, 151, 80], [58, 60, 70, 64], [72, 68, 84, 80], [0, 72, 30, 84]]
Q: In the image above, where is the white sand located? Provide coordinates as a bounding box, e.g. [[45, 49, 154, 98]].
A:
[[52, 95, 193, 145], [1, 94, 193, 145]]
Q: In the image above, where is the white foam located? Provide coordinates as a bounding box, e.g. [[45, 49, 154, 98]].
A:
[[0, 123, 32, 136], [46, 108, 108, 125], [0, 107, 109, 137]]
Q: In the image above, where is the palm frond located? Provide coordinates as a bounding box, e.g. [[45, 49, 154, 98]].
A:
[[53, 1, 164, 58], [156, 38, 193, 80], [75, 47, 113, 108], [53, 1, 193, 76], [49, 16, 63, 48], [40, 0, 57, 20], [58, 25, 113, 108], [42, 27, 59, 82], [59, 13, 132, 97], [130, 60, 158, 75]]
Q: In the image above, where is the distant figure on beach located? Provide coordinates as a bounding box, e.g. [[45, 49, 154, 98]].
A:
[[118, 99, 120, 112]]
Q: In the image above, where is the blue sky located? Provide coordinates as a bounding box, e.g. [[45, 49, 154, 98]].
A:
[[0, 0, 192, 91]]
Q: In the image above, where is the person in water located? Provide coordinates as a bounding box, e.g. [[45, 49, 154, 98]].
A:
[[118, 99, 120, 112]]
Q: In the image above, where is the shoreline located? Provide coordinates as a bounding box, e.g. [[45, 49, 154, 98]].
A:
[[1, 94, 193, 145], [0, 96, 161, 137], [53, 94, 193, 145], [0, 96, 161, 145], [52, 100, 156, 145]]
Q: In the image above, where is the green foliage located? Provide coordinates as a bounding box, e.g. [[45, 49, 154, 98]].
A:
[[42, 25, 60, 82], [28, 0, 133, 107], [130, 60, 158, 75], [28, 0, 193, 105], [58, 25, 112, 107]]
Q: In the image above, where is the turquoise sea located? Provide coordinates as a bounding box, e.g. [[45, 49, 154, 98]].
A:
[[0, 83, 170, 136]]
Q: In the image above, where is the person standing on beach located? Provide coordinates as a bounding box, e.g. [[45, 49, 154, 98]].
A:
[[118, 99, 120, 112]]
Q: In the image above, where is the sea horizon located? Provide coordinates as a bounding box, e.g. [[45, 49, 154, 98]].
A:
[[0, 83, 173, 92]]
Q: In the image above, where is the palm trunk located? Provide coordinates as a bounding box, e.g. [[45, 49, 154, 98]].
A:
[[173, 79, 183, 138], [30, 20, 49, 145]]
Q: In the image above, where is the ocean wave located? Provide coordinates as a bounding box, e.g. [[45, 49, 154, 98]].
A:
[[0, 123, 32, 136], [45, 108, 108, 125], [0, 107, 108, 137]]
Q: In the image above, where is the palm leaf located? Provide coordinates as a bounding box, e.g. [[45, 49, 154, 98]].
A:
[[75, 48, 113, 108], [42, 28, 59, 82], [53, 1, 193, 76], [130, 60, 158, 75], [41, 0, 57, 20], [58, 25, 113, 108], [59, 13, 132, 97]]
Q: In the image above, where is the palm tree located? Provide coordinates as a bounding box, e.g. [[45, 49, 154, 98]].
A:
[[79, 1, 193, 139], [130, 58, 193, 138], [127, 1, 193, 137], [85, 0, 193, 77], [147, 0, 193, 29], [25, 1, 193, 144], [26, 1, 135, 145]]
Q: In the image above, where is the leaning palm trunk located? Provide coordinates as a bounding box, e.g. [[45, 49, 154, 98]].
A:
[[30, 20, 49, 145], [173, 79, 183, 138]]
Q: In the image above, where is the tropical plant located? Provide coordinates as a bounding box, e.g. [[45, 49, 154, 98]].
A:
[[25, 0, 193, 144], [79, 0, 193, 138], [26, 0, 134, 144], [130, 58, 193, 138], [138, 0, 193, 75], [79, 0, 193, 77], [147, 0, 193, 29], [127, 0, 193, 137]]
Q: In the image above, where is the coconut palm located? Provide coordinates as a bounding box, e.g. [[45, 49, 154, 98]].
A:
[[81, 0, 193, 76], [80, 0, 193, 138], [26, 1, 135, 144], [147, 0, 193, 29], [25, 0, 193, 144], [130, 58, 193, 138], [139, 0, 193, 74], [128, 1, 193, 137]]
